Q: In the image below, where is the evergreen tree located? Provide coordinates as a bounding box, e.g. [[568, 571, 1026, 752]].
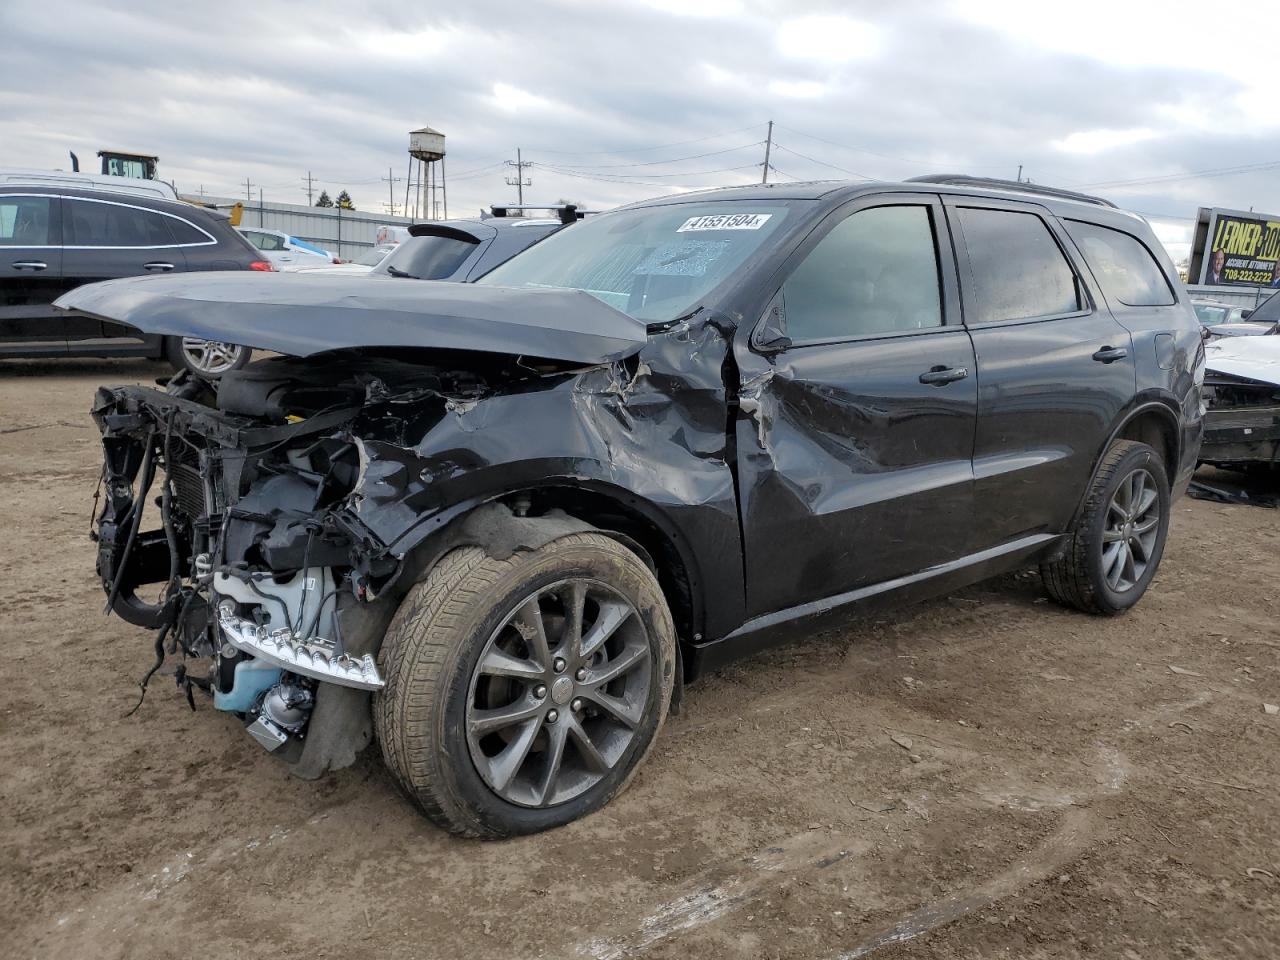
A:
[[336, 190, 355, 211], [315, 190, 333, 208]]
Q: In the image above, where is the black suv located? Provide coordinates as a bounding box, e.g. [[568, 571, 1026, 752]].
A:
[[75, 176, 1203, 837], [0, 185, 270, 375]]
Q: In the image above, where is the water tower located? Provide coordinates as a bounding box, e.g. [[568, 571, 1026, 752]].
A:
[[408, 126, 446, 220]]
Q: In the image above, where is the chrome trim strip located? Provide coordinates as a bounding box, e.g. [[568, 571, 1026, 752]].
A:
[[216, 607, 384, 691]]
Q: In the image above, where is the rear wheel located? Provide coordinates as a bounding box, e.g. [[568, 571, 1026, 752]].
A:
[[1041, 440, 1170, 615], [164, 336, 250, 378], [375, 532, 676, 837]]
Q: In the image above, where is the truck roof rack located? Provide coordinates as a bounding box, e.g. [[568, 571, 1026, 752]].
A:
[[905, 174, 1117, 209], [485, 202, 594, 225]]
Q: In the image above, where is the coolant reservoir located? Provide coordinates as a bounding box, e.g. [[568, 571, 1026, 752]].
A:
[[213, 658, 283, 713]]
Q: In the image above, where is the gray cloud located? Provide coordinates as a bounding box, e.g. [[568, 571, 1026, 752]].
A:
[[1, 0, 1273, 256]]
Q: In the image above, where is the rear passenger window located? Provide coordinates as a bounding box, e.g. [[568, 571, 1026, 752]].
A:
[[1066, 220, 1174, 307], [782, 205, 943, 342], [67, 199, 174, 247], [166, 217, 211, 245], [957, 208, 1080, 323], [0, 196, 52, 245]]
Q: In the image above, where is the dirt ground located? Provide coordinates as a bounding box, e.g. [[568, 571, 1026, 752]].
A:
[[2, 358, 1278, 960]]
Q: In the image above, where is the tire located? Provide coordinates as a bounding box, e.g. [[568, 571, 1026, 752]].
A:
[[164, 336, 251, 378], [1041, 440, 1171, 615], [375, 532, 677, 838]]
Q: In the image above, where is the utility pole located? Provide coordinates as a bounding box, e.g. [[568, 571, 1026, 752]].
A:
[[259, 188, 264, 227], [505, 149, 532, 206], [302, 170, 315, 205], [1016, 164, 1023, 183], [761, 120, 774, 184], [382, 166, 402, 216], [244, 177, 254, 203]]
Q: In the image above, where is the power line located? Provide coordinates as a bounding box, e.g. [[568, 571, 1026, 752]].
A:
[[771, 143, 874, 180], [530, 123, 763, 156], [772, 123, 943, 168], [446, 161, 508, 180], [537, 142, 764, 170], [536, 161, 761, 181], [505, 148, 532, 204], [1078, 159, 1280, 190], [535, 163, 761, 188]]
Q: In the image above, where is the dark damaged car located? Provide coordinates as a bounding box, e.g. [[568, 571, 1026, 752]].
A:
[[68, 176, 1204, 837]]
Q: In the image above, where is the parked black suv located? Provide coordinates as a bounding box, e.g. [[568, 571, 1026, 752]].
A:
[[0, 185, 270, 375], [72, 176, 1203, 837]]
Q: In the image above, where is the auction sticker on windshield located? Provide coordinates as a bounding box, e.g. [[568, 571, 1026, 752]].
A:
[[676, 213, 773, 232]]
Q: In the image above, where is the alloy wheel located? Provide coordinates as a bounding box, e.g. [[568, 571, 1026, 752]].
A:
[[465, 578, 651, 808], [180, 338, 244, 376], [1101, 467, 1160, 592]]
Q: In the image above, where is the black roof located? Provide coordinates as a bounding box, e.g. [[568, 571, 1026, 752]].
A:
[[618, 177, 1128, 220]]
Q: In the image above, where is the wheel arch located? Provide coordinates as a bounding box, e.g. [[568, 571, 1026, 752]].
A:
[[1070, 399, 1180, 531], [390, 480, 707, 698]]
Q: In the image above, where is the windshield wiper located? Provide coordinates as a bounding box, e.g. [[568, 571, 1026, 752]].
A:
[[386, 266, 420, 279]]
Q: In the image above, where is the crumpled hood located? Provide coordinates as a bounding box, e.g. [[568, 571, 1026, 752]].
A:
[[1204, 335, 1280, 386], [54, 272, 648, 364]]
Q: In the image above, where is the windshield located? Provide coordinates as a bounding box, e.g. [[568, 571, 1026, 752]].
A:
[[1249, 291, 1280, 324], [1194, 303, 1228, 326], [478, 202, 794, 321], [354, 245, 393, 266]]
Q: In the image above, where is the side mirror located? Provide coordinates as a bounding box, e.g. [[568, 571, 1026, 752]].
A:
[[1241, 309, 1254, 320], [752, 295, 791, 354]]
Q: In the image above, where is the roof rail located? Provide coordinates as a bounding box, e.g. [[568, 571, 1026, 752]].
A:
[[905, 174, 1117, 209], [485, 202, 594, 225]]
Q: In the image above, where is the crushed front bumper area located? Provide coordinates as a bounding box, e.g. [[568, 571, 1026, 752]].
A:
[[91, 377, 394, 764], [1201, 373, 1280, 468]]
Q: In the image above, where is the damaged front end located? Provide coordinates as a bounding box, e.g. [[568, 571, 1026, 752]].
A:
[[91, 357, 470, 767], [1200, 339, 1280, 471]]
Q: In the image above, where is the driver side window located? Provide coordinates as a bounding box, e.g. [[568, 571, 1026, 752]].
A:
[[782, 205, 943, 343]]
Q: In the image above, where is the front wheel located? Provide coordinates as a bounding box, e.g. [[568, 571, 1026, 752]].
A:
[[1041, 439, 1171, 615], [375, 532, 676, 837], [164, 336, 251, 378]]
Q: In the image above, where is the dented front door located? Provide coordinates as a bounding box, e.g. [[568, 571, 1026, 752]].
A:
[[733, 195, 977, 616]]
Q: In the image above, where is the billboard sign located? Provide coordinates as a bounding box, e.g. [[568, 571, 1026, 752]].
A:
[[1196, 207, 1280, 287]]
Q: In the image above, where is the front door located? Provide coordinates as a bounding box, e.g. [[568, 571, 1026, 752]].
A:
[[735, 195, 977, 616], [944, 197, 1137, 548], [0, 192, 65, 354]]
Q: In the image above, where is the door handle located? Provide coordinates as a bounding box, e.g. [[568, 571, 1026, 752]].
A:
[[1092, 346, 1128, 363], [10, 260, 47, 271], [919, 365, 969, 385], [143, 262, 176, 272]]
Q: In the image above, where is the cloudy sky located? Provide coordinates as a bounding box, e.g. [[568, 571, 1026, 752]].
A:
[[4, 0, 1280, 260]]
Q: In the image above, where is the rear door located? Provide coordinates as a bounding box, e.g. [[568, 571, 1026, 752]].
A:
[[0, 192, 65, 354], [61, 195, 195, 352], [945, 197, 1136, 548], [735, 194, 978, 615]]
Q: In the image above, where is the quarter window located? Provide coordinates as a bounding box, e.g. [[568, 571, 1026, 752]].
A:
[[166, 217, 211, 245], [67, 200, 174, 247], [957, 207, 1080, 323], [0, 196, 52, 245], [1066, 220, 1175, 307], [781, 205, 943, 342]]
